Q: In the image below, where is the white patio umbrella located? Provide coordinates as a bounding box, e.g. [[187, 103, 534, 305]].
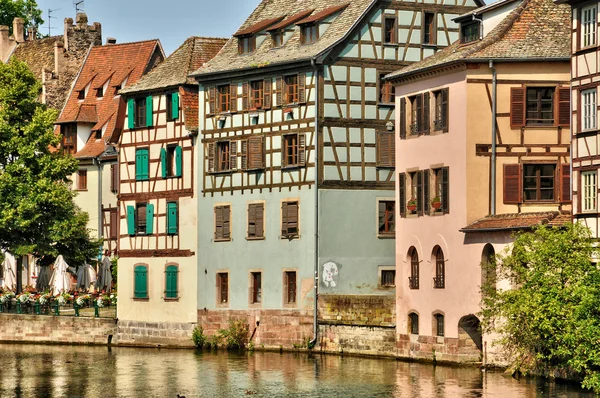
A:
[[1, 252, 16, 291], [49, 255, 71, 295], [35, 265, 52, 292], [98, 256, 113, 291], [76, 263, 97, 291]]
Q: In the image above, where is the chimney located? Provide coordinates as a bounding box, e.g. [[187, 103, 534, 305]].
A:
[[76, 12, 88, 27], [28, 26, 36, 41], [106, 37, 116, 45], [0, 26, 9, 61], [54, 41, 65, 76], [63, 17, 73, 51], [13, 18, 24, 43]]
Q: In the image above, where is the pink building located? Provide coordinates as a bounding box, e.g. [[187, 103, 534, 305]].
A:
[[389, 0, 572, 364]]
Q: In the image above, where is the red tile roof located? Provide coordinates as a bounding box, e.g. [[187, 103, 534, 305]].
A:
[[234, 16, 286, 37], [56, 40, 163, 159], [267, 9, 316, 31], [296, 4, 349, 24], [460, 211, 572, 232]]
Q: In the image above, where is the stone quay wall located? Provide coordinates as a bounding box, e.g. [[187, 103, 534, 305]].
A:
[[115, 320, 196, 348]]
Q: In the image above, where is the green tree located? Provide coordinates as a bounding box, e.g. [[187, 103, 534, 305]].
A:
[[0, 0, 43, 35], [481, 223, 600, 392], [0, 59, 100, 285]]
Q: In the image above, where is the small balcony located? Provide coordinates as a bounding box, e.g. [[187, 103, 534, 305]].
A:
[[433, 119, 445, 131], [433, 275, 445, 289], [410, 122, 419, 135], [408, 276, 419, 290]]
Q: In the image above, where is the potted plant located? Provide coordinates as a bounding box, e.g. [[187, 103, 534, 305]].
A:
[[407, 198, 417, 212], [431, 197, 442, 210]]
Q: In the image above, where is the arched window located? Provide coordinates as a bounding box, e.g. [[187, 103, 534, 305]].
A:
[[165, 264, 179, 299], [434, 313, 444, 337], [408, 247, 419, 289], [433, 246, 445, 289], [408, 312, 419, 335], [481, 244, 496, 295], [133, 264, 148, 299]]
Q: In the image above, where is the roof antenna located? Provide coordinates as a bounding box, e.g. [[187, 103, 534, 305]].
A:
[[47, 8, 60, 37], [74, 1, 84, 14]]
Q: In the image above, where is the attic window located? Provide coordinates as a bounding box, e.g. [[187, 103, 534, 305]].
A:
[[238, 35, 256, 55], [77, 90, 85, 100], [461, 21, 479, 44], [96, 87, 104, 98], [95, 130, 102, 140], [272, 30, 284, 47], [300, 23, 318, 44]]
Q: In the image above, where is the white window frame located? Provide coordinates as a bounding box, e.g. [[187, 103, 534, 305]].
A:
[[582, 88, 597, 131], [582, 170, 598, 213], [582, 4, 597, 48]]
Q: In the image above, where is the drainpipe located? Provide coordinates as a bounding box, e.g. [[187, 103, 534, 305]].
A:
[[309, 58, 319, 349], [489, 60, 497, 215], [95, 157, 103, 241], [473, 14, 484, 40]]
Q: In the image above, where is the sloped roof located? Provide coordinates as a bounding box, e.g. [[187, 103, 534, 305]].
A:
[[11, 35, 62, 81], [387, 0, 570, 81], [460, 211, 572, 232], [267, 10, 316, 32], [56, 39, 162, 159], [192, 0, 377, 78], [120, 36, 227, 95], [235, 16, 285, 37]]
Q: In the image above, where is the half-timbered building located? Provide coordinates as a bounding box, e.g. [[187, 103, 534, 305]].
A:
[[388, 0, 571, 363], [116, 37, 226, 346], [56, 39, 164, 256], [193, 0, 481, 348]]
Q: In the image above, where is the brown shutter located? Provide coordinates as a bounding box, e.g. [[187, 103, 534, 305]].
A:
[[209, 86, 216, 115], [248, 204, 256, 237], [510, 87, 525, 128], [230, 84, 237, 112], [110, 164, 118, 193], [557, 87, 570, 127], [288, 202, 298, 235], [416, 170, 423, 216], [561, 164, 571, 202], [242, 82, 249, 110], [376, 131, 386, 167], [389, 133, 395, 167], [415, 95, 423, 133], [241, 139, 248, 170], [298, 133, 306, 166], [109, 208, 118, 240], [503, 164, 521, 204], [207, 143, 215, 173], [223, 206, 231, 239], [399, 173, 406, 218], [423, 92, 430, 135], [248, 136, 264, 169], [400, 97, 406, 139], [214, 206, 222, 240], [298, 73, 306, 103], [281, 201, 288, 235], [442, 166, 450, 214], [276, 77, 283, 107], [378, 201, 385, 231], [442, 88, 449, 132], [263, 78, 272, 109], [423, 169, 430, 215], [229, 141, 237, 170], [256, 203, 264, 238]]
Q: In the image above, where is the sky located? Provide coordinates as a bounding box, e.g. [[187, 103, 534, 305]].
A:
[[34, 0, 261, 55]]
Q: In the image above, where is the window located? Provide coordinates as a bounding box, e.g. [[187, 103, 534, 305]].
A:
[[96, 87, 103, 98], [282, 133, 305, 167], [272, 30, 284, 47], [135, 148, 149, 181], [432, 167, 450, 214], [423, 12, 436, 45], [381, 270, 396, 287], [135, 98, 147, 127], [301, 23, 318, 44], [214, 205, 231, 241], [461, 21, 479, 43], [379, 73, 395, 104], [481, 244, 496, 295], [217, 272, 228, 304], [400, 168, 447, 217], [376, 131, 395, 167], [250, 80, 264, 109], [208, 141, 237, 173], [433, 246, 445, 289], [161, 145, 182, 178], [251, 272, 262, 304], [110, 163, 119, 193], [166, 92, 179, 121], [62, 124, 76, 155], [434, 313, 445, 337], [218, 84, 230, 113], [409, 247, 419, 289], [409, 93, 430, 135], [378, 200, 395, 236], [523, 164, 556, 202], [433, 88, 449, 131], [284, 271, 297, 304], [526, 87, 554, 125], [241, 136, 265, 170], [582, 88, 597, 131], [166, 202, 178, 235], [77, 169, 87, 190], [165, 265, 178, 299], [127, 204, 152, 236], [238, 35, 256, 54], [77, 89, 85, 100], [582, 4, 597, 48], [408, 312, 419, 335], [383, 16, 397, 44], [94, 130, 102, 140], [583, 170, 598, 212], [284, 75, 299, 104], [281, 201, 299, 238], [133, 265, 148, 299], [136, 203, 147, 234], [217, 141, 231, 171], [247, 203, 265, 239]]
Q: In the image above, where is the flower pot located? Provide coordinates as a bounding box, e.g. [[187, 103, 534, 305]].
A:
[[407, 204, 417, 212], [432, 201, 442, 210]]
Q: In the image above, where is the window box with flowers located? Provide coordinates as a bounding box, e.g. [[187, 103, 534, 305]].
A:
[[407, 198, 417, 213], [431, 197, 442, 211]]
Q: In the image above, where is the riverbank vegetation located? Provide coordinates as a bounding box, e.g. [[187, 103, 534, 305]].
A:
[[192, 320, 249, 350], [481, 223, 600, 393]]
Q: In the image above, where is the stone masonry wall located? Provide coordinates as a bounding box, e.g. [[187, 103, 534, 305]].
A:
[[396, 334, 482, 364], [318, 324, 397, 357], [318, 295, 395, 327], [0, 314, 115, 345], [115, 320, 196, 348]]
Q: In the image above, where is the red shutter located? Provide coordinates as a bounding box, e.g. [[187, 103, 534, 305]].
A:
[[561, 164, 571, 202], [298, 73, 306, 103], [399, 173, 406, 218], [510, 87, 525, 129], [263, 78, 272, 109], [400, 98, 406, 139], [557, 87, 570, 127], [503, 164, 521, 204]]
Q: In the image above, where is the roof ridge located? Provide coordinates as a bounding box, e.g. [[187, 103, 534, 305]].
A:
[[93, 38, 160, 49]]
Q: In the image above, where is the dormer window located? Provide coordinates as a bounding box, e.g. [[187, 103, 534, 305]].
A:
[[96, 87, 104, 98], [77, 90, 85, 100], [461, 21, 479, 44], [238, 35, 256, 55], [301, 23, 318, 44], [271, 30, 284, 47]]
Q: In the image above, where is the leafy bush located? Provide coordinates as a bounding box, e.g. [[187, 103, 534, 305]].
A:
[[192, 326, 206, 348], [217, 319, 249, 349], [111, 257, 118, 290]]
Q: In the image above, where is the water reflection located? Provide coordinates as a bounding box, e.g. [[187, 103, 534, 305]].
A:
[[0, 344, 593, 397]]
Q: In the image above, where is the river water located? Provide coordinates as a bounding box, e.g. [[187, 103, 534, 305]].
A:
[[0, 344, 593, 398]]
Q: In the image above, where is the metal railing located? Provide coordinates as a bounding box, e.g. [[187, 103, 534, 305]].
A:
[[0, 297, 116, 318], [408, 276, 419, 290], [433, 276, 445, 289]]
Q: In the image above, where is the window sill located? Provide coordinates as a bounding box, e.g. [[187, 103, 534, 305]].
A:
[[383, 42, 398, 47], [281, 165, 302, 171], [579, 128, 598, 134], [163, 175, 181, 180], [133, 297, 149, 302], [376, 165, 395, 170], [523, 124, 556, 129], [378, 285, 395, 289], [163, 297, 179, 302], [75, 188, 88, 192], [422, 43, 438, 49], [214, 238, 232, 243], [246, 236, 265, 241], [377, 234, 395, 239], [283, 302, 298, 309], [281, 235, 300, 240], [135, 178, 150, 182], [216, 302, 229, 308], [245, 167, 265, 173], [210, 170, 235, 175], [377, 102, 395, 108], [574, 45, 598, 55], [248, 302, 262, 308]]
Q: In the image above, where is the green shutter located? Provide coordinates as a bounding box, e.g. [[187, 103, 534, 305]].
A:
[[128, 99, 135, 129], [146, 203, 154, 234], [146, 95, 153, 127], [171, 92, 179, 120], [167, 202, 178, 235], [165, 265, 178, 298], [175, 146, 182, 177], [160, 147, 167, 178], [127, 206, 135, 235], [134, 265, 148, 298], [136, 149, 149, 180]]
